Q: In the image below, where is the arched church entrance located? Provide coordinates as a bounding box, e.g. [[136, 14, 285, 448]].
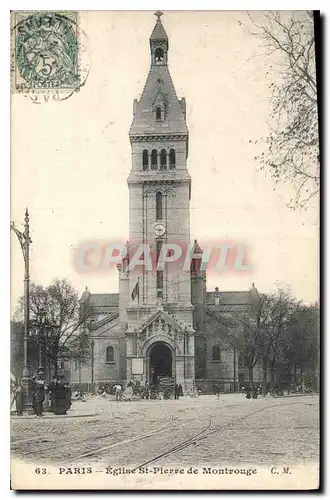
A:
[[149, 342, 172, 384]]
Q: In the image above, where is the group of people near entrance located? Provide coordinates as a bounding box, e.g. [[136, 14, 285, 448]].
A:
[[97, 378, 185, 401], [99, 381, 150, 401]]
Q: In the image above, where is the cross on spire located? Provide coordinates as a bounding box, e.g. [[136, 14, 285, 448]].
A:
[[154, 10, 163, 20]]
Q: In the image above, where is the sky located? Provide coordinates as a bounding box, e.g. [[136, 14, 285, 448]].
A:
[[10, 11, 319, 315]]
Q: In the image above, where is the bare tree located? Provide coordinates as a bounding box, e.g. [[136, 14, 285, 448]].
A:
[[208, 295, 268, 387], [205, 285, 319, 392], [261, 289, 297, 394], [243, 11, 319, 209], [15, 278, 92, 376], [231, 293, 272, 387], [284, 301, 320, 391]]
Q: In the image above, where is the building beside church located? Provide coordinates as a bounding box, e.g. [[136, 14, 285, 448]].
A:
[[70, 13, 263, 393]]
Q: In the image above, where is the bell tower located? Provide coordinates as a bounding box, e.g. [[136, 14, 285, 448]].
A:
[[127, 11, 193, 327], [120, 12, 196, 390]]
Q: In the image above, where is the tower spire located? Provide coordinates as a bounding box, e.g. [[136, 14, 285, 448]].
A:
[[150, 12, 168, 66]]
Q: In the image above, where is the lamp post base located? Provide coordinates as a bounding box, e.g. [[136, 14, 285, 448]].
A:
[[21, 376, 35, 415]]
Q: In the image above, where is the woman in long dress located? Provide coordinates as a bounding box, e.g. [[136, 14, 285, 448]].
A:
[[53, 377, 68, 415]]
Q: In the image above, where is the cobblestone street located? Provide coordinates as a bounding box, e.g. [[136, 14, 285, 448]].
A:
[[11, 394, 319, 471]]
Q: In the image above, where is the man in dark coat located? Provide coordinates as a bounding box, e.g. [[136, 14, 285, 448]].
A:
[[31, 376, 37, 414], [34, 373, 46, 416], [47, 376, 59, 412], [151, 368, 158, 388], [64, 382, 72, 412]]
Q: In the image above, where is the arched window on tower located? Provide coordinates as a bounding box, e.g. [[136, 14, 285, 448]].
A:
[[142, 150, 149, 170], [156, 238, 162, 263], [160, 149, 167, 169], [212, 345, 221, 362], [169, 149, 176, 169], [157, 270, 163, 299], [156, 106, 162, 121], [156, 191, 162, 220], [155, 47, 164, 64], [151, 149, 158, 170], [106, 346, 114, 363]]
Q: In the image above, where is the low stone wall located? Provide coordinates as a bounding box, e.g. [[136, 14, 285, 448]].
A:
[[196, 379, 263, 394]]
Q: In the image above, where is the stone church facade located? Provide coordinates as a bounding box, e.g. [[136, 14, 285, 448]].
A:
[[69, 14, 263, 392]]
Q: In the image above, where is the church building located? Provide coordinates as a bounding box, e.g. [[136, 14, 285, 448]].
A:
[[70, 13, 262, 393]]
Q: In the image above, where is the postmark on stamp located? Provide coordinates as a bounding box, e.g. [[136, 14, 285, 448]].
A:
[[11, 11, 88, 100]]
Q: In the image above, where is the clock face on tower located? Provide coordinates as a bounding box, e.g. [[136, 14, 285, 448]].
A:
[[154, 223, 166, 237]]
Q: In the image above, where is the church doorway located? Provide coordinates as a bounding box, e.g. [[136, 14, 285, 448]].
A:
[[149, 342, 172, 382]]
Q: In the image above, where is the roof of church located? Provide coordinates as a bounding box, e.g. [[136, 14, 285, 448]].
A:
[[206, 291, 250, 306], [89, 293, 119, 308], [150, 18, 168, 41], [85, 290, 250, 308]]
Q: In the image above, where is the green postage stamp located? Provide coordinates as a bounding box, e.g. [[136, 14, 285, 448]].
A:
[[11, 11, 79, 92]]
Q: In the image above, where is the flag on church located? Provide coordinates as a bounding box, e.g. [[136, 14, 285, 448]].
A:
[[131, 279, 139, 301]]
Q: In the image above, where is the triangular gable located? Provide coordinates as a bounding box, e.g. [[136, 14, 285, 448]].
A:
[[126, 307, 194, 335]]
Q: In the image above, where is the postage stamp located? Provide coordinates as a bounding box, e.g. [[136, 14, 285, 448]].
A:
[[11, 11, 79, 93]]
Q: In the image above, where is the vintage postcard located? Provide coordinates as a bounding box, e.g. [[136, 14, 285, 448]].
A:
[[10, 10, 320, 490]]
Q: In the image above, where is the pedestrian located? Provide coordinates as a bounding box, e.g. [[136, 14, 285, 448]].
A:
[[100, 385, 108, 397], [151, 368, 158, 389], [53, 376, 68, 415], [113, 383, 122, 401], [175, 384, 180, 400], [123, 382, 133, 401], [34, 372, 46, 416], [144, 383, 150, 400], [64, 382, 72, 412], [214, 384, 220, 399], [14, 383, 23, 416], [246, 386, 251, 399], [48, 376, 59, 412], [252, 386, 258, 399]]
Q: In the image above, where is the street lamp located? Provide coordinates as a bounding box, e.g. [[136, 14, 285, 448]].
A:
[[35, 310, 47, 374], [11, 208, 32, 412], [32, 310, 53, 412]]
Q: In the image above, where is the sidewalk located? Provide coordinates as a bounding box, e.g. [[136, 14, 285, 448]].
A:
[[11, 392, 317, 418], [11, 401, 97, 419]]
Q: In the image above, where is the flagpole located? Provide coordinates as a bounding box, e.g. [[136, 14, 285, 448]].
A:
[[137, 276, 140, 321]]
